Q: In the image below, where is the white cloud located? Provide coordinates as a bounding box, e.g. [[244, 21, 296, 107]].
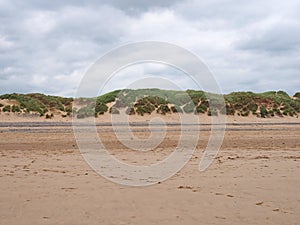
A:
[[0, 0, 299, 96]]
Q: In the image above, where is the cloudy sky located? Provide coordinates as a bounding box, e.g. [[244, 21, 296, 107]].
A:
[[0, 0, 299, 96]]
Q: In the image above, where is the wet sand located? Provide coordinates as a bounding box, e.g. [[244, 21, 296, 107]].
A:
[[0, 119, 299, 225]]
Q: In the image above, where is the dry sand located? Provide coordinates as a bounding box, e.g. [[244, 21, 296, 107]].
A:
[[0, 114, 299, 225]]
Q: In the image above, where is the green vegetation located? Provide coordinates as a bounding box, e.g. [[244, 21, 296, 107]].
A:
[[183, 102, 195, 113], [223, 91, 300, 117], [260, 106, 268, 118], [11, 105, 21, 113], [195, 104, 207, 114], [157, 104, 171, 115], [95, 102, 108, 115], [3, 105, 11, 112], [294, 92, 300, 98], [96, 90, 121, 104], [170, 105, 182, 113], [0, 93, 73, 116], [126, 107, 135, 115], [77, 106, 95, 119], [134, 97, 156, 115], [0, 89, 299, 118], [186, 90, 205, 105]]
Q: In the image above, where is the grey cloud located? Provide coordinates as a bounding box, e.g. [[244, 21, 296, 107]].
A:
[[0, 0, 299, 96], [101, 0, 182, 13], [3, 0, 181, 15], [174, 0, 270, 28], [0, 3, 130, 96], [236, 23, 300, 53]]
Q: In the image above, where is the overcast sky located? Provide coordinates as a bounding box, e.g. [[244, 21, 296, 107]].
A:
[[0, 0, 299, 96]]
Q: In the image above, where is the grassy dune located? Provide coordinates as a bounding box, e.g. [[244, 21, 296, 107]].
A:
[[0, 89, 299, 119]]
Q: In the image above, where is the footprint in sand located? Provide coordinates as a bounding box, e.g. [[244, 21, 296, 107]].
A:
[[256, 201, 264, 206], [177, 185, 200, 192], [215, 193, 234, 198]]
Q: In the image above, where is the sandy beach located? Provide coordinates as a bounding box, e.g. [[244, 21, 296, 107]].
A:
[[0, 114, 299, 225], [2, 0, 299, 223]]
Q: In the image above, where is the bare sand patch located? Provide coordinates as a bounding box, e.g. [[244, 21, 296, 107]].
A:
[[0, 117, 299, 225]]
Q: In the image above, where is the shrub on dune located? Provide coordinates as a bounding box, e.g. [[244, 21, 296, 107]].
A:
[[3, 105, 11, 112]]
